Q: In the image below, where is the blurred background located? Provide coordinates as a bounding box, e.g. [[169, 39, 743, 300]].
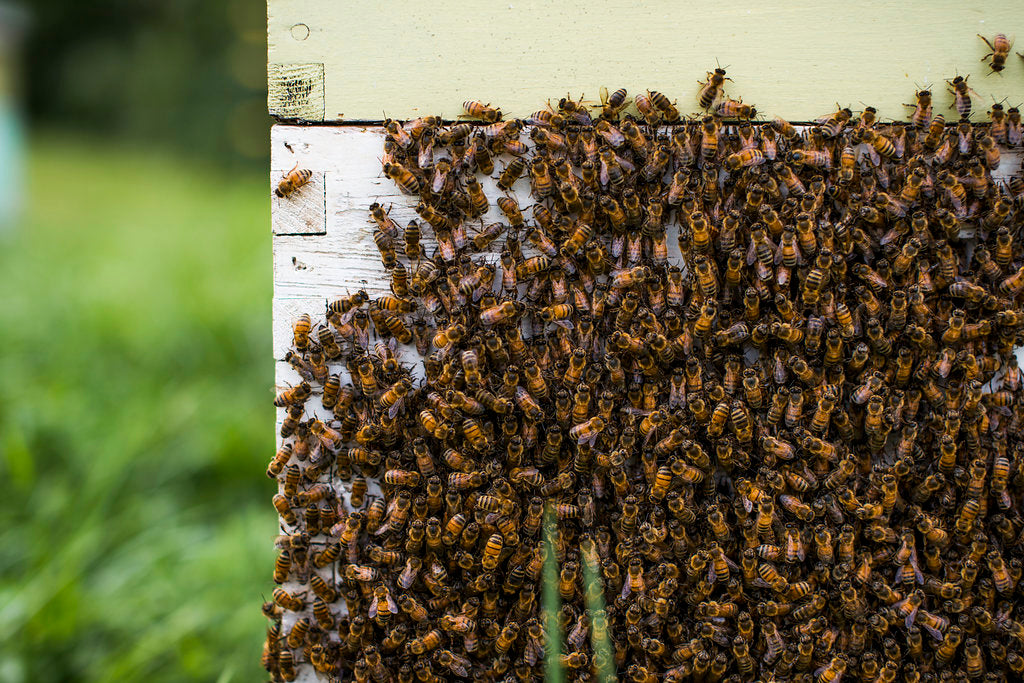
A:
[[0, 1, 275, 682]]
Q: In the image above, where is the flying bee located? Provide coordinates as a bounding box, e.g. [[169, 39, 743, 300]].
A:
[[275, 165, 313, 198]]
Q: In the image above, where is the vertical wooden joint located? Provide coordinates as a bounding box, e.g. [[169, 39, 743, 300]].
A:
[[268, 63, 326, 122]]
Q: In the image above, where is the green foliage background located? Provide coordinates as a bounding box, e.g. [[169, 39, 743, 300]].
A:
[[0, 1, 275, 680], [0, 135, 273, 682], [26, 0, 268, 164]]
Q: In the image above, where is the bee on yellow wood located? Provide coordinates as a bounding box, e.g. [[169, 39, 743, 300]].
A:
[[463, 100, 502, 123], [698, 67, 730, 109], [978, 33, 1012, 72]]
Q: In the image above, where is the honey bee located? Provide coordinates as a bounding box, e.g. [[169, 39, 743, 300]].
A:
[[275, 165, 313, 198], [382, 161, 423, 195], [463, 100, 502, 123], [979, 33, 1012, 73], [699, 116, 720, 159], [274, 382, 311, 408], [947, 75, 977, 119], [698, 67, 729, 109], [648, 89, 680, 121], [726, 148, 766, 170], [496, 157, 526, 192], [713, 98, 756, 119], [292, 313, 312, 352]]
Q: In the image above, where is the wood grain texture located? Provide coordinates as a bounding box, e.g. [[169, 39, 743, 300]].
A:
[[268, 0, 1024, 123], [268, 62, 325, 121], [271, 170, 327, 235]]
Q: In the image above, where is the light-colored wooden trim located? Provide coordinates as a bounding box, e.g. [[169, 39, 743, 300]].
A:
[[268, 0, 1024, 123]]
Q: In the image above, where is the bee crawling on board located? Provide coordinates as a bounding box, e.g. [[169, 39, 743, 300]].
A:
[[698, 63, 731, 110], [461, 100, 502, 123], [947, 74, 979, 119], [978, 32, 1012, 73], [274, 164, 312, 198], [597, 86, 629, 120]]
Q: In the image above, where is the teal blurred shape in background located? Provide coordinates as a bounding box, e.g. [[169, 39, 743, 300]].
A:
[[0, 1, 275, 681], [0, 2, 27, 228]]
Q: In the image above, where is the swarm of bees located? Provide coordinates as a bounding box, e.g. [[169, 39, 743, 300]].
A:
[[266, 70, 1024, 682]]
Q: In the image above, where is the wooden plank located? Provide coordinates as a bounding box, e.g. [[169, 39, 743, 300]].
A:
[[271, 170, 326, 235], [271, 120, 1024, 368], [268, 0, 1024, 123]]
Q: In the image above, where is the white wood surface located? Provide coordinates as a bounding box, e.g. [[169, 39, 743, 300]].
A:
[[271, 171, 326, 235], [271, 121, 1024, 424], [268, 0, 1024, 123]]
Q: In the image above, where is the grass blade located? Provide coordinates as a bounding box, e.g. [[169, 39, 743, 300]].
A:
[[542, 505, 565, 683]]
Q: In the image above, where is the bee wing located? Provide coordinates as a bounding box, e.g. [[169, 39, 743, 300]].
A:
[[905, 605, 919, 630], [552, 320, 575, 331], [387, 595, 399, 614], [368, 594, 379, 619], [387, 397, 405, 420], [773, 242, 787, 265], [355, 328, 369, 350], [920, 620, 945, 642], [910, 549, 924, 584]]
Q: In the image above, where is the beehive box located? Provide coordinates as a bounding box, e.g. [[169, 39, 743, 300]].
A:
[[270, 0, 1024, 397], [266, 4, 1024, 682]]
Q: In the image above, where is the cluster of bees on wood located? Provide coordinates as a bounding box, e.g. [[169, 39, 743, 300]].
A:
[[268, 41, 1024, 683]]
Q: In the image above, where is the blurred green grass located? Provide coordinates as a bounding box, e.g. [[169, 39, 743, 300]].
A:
[[0, 133, 275, 683]]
